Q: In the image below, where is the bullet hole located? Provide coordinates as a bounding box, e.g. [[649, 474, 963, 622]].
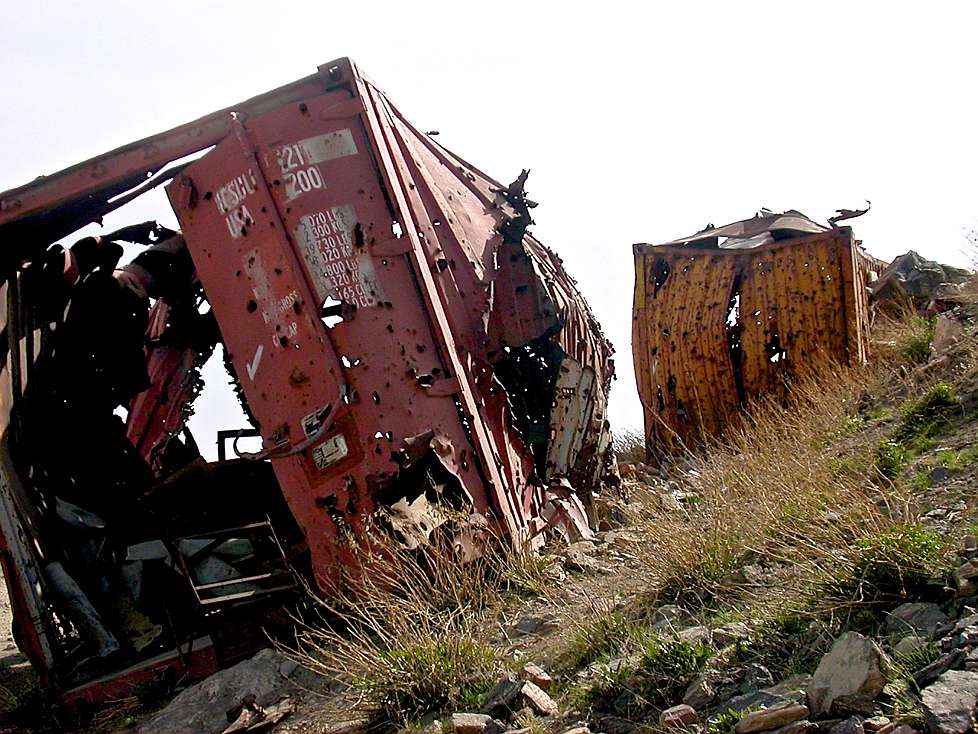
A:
[[320, 296, 353, 328], [725, 276, 746, 406], [247, 299, 258, 313], [652, 257, 671, 296]]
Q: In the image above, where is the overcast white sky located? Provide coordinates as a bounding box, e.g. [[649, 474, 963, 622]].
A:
[[2, 1, 976, 450]]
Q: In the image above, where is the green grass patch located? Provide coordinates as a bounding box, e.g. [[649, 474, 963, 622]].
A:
[[863, 404, 895, 422], [578, 633, 712, 717], [908, 444, 978, 491], [896, 383, 960, 443], [706, 707, 749, 734], [893, 642, 942, 677], [909, 469, 933, 492], [874, 384, 961, 480], [728, 610, 826, 678], [881, 642, 942, 727], [847, 524, 944, 605], [561, 610, 635, 671], [360, 637, 497, 725], [875, 439, 907, 479], [901, 317, 936, 364], [926, 445, 978, 472]]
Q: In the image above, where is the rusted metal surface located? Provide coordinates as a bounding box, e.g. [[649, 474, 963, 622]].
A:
[[633, 211, 876, 455], [0, 57, 615, 700], [162, 61, 615, 588]]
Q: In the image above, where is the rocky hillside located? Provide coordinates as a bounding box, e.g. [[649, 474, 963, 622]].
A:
[[0, 279, 971, 734], [99, 278, 978, 734]]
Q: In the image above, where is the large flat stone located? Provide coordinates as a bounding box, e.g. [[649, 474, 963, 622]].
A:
[[921, 669, 978, 734], [885, 603, 949, 638], [736, 702, 810, 733], [138, 648, 299, 734], [808, 633, 884, 716]]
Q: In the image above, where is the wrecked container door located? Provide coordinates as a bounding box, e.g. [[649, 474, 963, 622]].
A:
[[632, 217, 873, 455], [166, 59, 615, 589]]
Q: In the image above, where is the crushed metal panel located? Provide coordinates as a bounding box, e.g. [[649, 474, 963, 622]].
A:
[[162, 59, 615, 589], [0, 57, 617, 700], [633, 220, 872, 455]]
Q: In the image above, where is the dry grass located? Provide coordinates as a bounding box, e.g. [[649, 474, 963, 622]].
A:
[[631, 364, 907, 607], [283, 537, 548, 728], [567, 307, 974, 681], [560, 307, 978, 717], [614, 428, 647, 465], [283, 289, 978, 728]]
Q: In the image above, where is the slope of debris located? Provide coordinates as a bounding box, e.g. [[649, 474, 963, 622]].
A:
[[3, 276, 978, 734], [308, 277, 978, 734]]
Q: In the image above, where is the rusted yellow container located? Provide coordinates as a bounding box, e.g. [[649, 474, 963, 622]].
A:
[[632, 212, 876, 455]]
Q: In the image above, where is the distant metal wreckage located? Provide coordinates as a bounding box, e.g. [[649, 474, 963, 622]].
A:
[[632, 209, 879, 455], [0, 58, 615, 706]]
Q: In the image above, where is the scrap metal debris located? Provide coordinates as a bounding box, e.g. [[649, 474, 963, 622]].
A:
[[223, 694, 296, 733], [0, 57, 615, 707], [632, 209, 879, 455]]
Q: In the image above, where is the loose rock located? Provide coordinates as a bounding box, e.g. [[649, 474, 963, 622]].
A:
[[480, 675, 524, 718], [862, 717, 890, 732], [660, 704, 699, 729], [921, 669, 978, 734], [678, 626, 711, 647], [719, 676, 809, 717], [829, 694, 877, 718], [893, 635, 928, 657], [735, 702, 810, 733], [138, 649, 300, 734], [828, 717, 864, 734], [768, 722, 813, 734], [808, 633, 885, 716], [451, 714, 496, 734], [885, 603, 949, 638], [521, 663, 552, 690], [913, 650, 965, 689], [520, 681, 559, 716], [714, 622, 751, 647], [512, 615, 558, 637]]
